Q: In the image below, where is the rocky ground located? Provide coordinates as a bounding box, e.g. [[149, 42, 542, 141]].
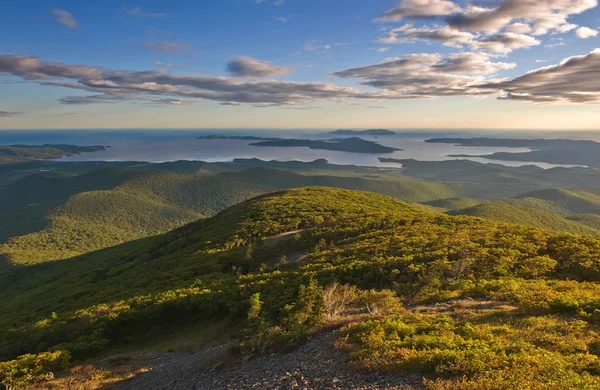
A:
[[113, 331, 425, 390]]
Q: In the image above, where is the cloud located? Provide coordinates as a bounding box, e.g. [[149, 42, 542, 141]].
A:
[[254, 0, 284, 5], [227, 56, 291, 78], [141, 41, 188, 54], [121, 7, 167, 18], [276, 16, 288, 23], [303, 41, 332, 52], [151, 61, 173, 67], [376, 0, 461, 22], [379, 25, 476, 48], [379, 25, 539, 53], [482, 49, 600, 104], [473, 32, 541, 54], [576, 26, 599, 38], [0, 54, 390, 107], [447, 0, 597, 35], [51, 9, 79, 29], [0, 111, 21, 117], [334, 52, 513, 98]]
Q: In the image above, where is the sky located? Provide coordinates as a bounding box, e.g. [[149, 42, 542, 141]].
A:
[[0, 0, 599, 130]]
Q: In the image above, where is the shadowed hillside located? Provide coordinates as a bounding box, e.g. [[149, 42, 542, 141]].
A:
[[2, 187, 600, 389]]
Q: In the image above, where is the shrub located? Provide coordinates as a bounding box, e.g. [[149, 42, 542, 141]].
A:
[[519, 256, 558, 278], [0, 350, 70, 390], [356, 289, 403, 315], [322, 282, 357, 320]]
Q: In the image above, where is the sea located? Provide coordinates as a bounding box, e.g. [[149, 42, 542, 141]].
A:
[[1, 129, 599, 169]]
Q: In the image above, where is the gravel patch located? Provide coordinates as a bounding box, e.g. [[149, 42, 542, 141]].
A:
[[116, 331, 425, 390]]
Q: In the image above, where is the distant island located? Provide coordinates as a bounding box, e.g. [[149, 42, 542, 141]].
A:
[[329, 129, 396, 136], [426, 138, 600, 168], [0, 144, 106, 164], [250, 137, 401, 154], [378, 157, 406, 165], [199, 135, 401, 154]]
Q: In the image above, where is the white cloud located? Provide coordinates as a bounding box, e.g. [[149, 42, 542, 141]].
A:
[[474, 33, 541, 54], [447, 0, 597, 35], [334, 52, 514, 98], [276, 16, 289, 23], [121, 7, 167, 18], [303, 42, 332, 52], [379, 25, 540, 53], [151, 61, 173, 67], [482, 49, 600, 104], [379, 25, 476, 48], [51, 9, 79, 29], [376, 0, 461, 22], [576, 26, 599, 38], [0, 54, 390, 106], [227, 56, 291, 78]]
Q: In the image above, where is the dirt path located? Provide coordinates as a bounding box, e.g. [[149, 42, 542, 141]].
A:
[[114, 331, 425, 390]]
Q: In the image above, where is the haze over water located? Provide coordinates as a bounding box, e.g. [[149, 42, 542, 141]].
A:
[[1, 129, 598, 169]]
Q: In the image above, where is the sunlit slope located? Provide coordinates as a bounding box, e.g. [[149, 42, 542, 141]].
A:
[[2, 187, 600, 363], [0, 167, 465, 264], [449, 203, 599, 235]]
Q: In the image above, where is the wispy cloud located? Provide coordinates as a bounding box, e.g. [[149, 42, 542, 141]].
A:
[[227, 56, 292, 78], [482, 49, 600, 104], [303, 41, 332, 52], [0, 54, 389, 106], [334, 52, 515, 98], [0, 110, 21, 117], [121, 6, 167, 18], [51, 9, 79, 29], [141, 41, 188, 54]]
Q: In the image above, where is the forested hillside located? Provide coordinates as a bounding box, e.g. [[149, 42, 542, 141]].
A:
[[1, 188, 600, 389], [3, 159, 600, 266]]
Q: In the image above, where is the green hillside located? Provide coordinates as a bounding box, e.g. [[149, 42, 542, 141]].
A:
[[2, 187, 600, 389], [568, 213, 600, 230], [422, 197, 480, 211], [508, 188, 600, 216], [449, 203, 599, 235], [0, 166, 464, 265]]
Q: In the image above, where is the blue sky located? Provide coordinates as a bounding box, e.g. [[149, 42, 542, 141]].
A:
[[1, 0, 600, 129]]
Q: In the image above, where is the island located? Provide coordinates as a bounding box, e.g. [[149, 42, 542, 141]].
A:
[[250, 137, 401, 154], [198, 135, 401, 154], [0, 144, 106, 164], [426, 138, 600, 168], [329, 129, 396, 136]]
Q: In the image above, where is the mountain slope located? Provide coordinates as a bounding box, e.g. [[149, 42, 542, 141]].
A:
[[449, 203, 599, 235], [0, 167, 463, 265], [507, 188, 600, 216], [2, 187, 600, 389]]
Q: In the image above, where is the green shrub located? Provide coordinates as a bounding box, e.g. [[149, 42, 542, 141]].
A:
[[0, 350, 70, 390]]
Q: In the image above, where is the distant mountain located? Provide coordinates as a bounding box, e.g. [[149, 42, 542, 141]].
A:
[[329, 129, 396, 136]]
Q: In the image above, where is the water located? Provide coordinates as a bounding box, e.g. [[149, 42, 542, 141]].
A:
[[0, 129, 597, 169]]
